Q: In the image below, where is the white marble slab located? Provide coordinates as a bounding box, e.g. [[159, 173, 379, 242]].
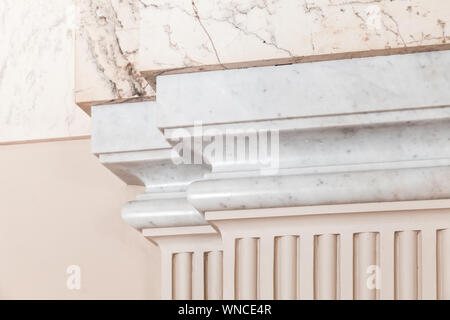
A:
[[91, 102, 169, 154], [202, 119, 450, 174], [139, 0, 450, 76], [187, 166, 450, 211], [164, 106, 450, 138], [91, 50, 450, 227], [157, 50, 450, 127], [75, 0, 155, 111], [76, 0, 450, 107], [0, 0, 90, 143]]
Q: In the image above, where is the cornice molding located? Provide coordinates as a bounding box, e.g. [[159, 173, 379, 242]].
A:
[[91, 50, 450, 230]]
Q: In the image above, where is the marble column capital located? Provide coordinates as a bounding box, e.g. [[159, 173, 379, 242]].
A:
[[91, 50, 450, 229]]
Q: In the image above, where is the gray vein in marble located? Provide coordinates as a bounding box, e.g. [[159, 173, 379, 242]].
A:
[[191, 0, 224, 67], [142, 0, 296, 67], [78, 0, 152, 101], [140, 0, 449, 75]]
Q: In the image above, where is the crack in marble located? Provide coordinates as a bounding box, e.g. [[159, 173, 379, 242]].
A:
[[191, 0, 225, 68], [381, 9, 406, 46], [304, 0, 325, 15], [437, 19, 447, 43], [217, 17, 294, 57], [145, 0, 295, 60], [347, 2, 446, 47]]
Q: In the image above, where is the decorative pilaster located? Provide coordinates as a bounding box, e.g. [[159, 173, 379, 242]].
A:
[[144, 226, 222, 300], [205, 201, 450, 300]]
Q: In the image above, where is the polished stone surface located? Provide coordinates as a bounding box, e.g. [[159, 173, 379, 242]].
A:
[[91, 50, 450, 228], [0, 0, 90, 143], [157, 50, 450, 127], [91, 102, 169, 154], [122, 196, 207, 229], [139, 0, 450, 76], [75, 0, 450, 107], [188, 166, 450, 211]]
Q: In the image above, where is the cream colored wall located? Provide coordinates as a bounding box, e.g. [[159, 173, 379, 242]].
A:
[[0, 138, 160, 299]]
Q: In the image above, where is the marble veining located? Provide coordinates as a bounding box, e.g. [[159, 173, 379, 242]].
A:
[[75, 0, 154, 112], [76, 0, 450, 106], [0, 0, 90, 143], [139, 0, 450, 75], [157, 50, 450, 127]]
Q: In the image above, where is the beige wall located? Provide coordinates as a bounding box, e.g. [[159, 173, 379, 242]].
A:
[[0, 138, 160, 299]]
